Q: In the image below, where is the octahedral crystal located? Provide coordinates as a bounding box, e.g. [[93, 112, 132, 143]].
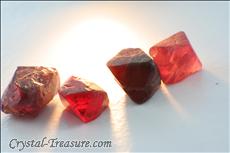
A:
[[58, 76, 109, 123], [149, 31, 202, 84], [1, 66, 60, 117], [107, 48, 161, 104]]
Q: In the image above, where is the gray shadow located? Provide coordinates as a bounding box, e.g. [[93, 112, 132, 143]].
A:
[[1, 99, 57, 135], [1, 98, 59, 152], [111, 69, 229, 152]]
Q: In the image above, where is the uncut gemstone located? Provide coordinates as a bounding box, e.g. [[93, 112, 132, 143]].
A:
[[149, 31, 202, 84], [1, 66, 60, 117], [58, 76, 109, 123], [107, 48, 161, 104]]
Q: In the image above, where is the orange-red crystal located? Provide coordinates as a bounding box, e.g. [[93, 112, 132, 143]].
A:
[[149, 31, 202, 84]]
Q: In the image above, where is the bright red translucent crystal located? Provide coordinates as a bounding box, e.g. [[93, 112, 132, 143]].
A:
[[1, 66, 60, 117], [107, 48, 161, 104], [149, 31, 202, 84], [58, 76, 109, 123]]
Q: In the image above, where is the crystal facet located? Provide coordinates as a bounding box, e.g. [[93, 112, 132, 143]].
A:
[[149, 31, 202, 84], [107, 48, 161, 104], [58, 76, 109, 123], [1, 66, 60, 117]]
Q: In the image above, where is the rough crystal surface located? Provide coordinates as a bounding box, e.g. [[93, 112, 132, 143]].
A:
[[1, 66, 60, 117], [58, 76, 109, 123], [149, 31, 202, 84], [107, 48, 161, 104]]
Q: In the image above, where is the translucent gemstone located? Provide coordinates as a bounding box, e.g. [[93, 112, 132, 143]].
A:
[[149, 31, 202, 84], [58, 76, 109, 123], [1, 66, 60, 117], [107, 48, 161, 104]]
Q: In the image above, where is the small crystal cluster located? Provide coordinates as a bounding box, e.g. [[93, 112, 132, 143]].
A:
[[1, 31, 202, 123], [107, 31, 202, 104]]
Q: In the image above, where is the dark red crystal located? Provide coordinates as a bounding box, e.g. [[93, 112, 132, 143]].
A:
[[107, 48, 161, 104], [58, 76, 109, 123], [1, 66, 60, 117]]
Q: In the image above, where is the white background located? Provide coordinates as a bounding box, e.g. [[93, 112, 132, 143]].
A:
[[1, 1, 229, 152]]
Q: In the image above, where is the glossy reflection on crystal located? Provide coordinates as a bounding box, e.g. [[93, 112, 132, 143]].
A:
[[1, 66, 60, 117], [58, 76, 109, 123], [149, 31, 202, 84], [107, 48, 161, 104]]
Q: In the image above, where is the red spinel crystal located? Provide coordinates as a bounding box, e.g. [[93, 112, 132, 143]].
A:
[[1, 66, 60, 117], [149, 31, 202, 84], [107, 48, 161, 104], [58, 76, 109, 123]]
